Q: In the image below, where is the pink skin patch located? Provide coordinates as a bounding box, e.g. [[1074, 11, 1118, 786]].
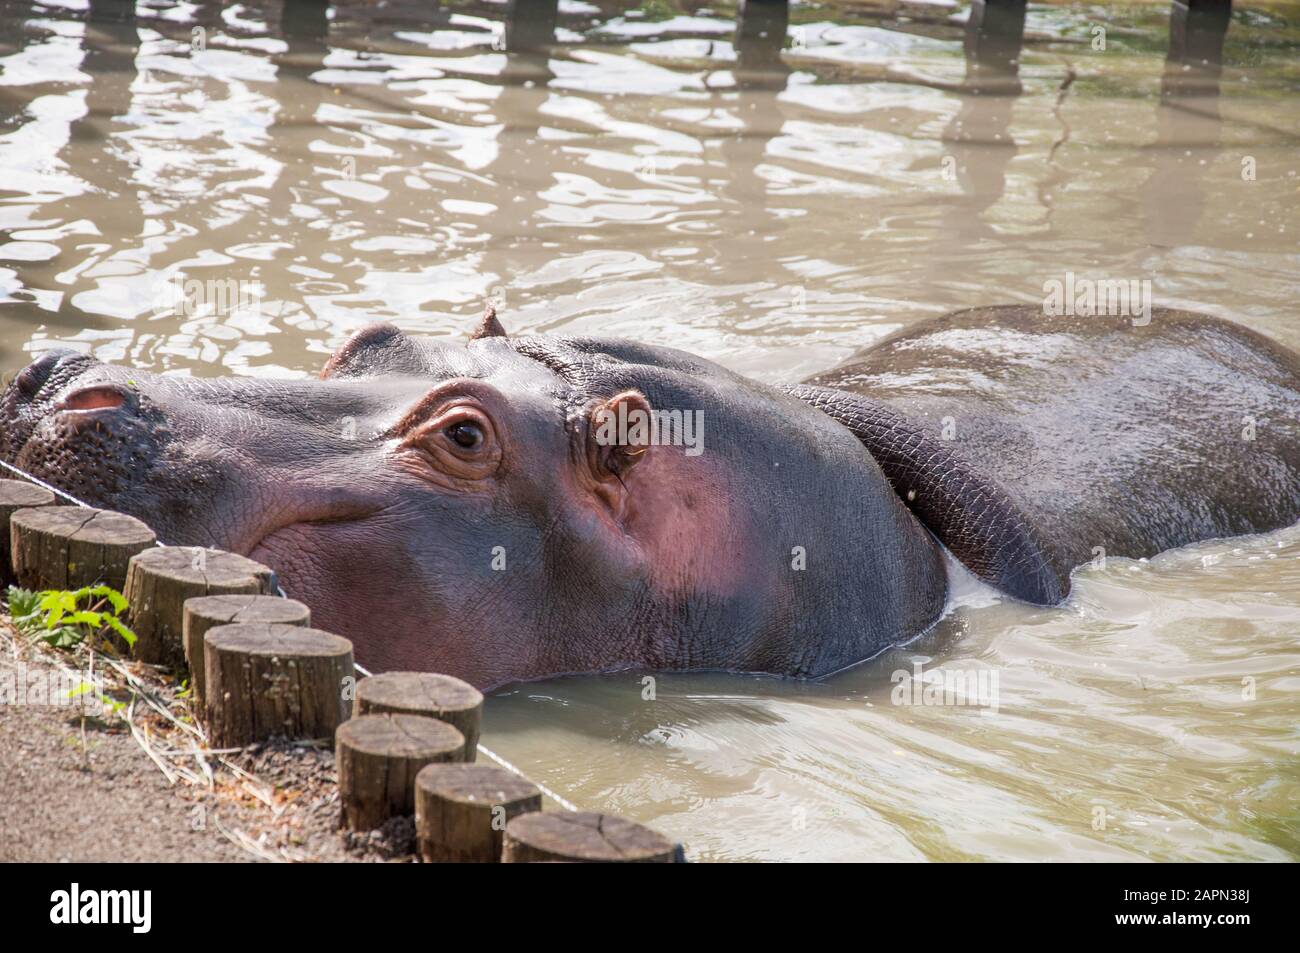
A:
[[625, 447, 750, 597]]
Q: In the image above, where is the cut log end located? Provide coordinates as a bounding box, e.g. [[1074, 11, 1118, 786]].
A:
[[183, 594, 310, 706], [0, 480, 56, 586], [355, 671, 483, 759], [502, 811, 676, 863], [10, 505, 155, 591], [125, 545, 276, 666], [415, 763, 542, 863], [205, 623, 354, 748], [337, 713, 466, 831], [0, 479, 56, 511]]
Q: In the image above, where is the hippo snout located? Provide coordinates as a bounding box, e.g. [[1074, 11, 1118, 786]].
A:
[[1, 352, 420, 564], [3, 350, 133, 444], [1, 350, 160, 513]]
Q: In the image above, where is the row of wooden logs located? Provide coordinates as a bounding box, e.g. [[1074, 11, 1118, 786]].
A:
[[0, 480, 678, 862]]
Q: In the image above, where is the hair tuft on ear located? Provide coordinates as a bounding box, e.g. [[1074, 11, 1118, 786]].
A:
[[590, 390, 654, 480]]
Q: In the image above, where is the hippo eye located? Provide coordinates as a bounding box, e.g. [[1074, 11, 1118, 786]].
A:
[[393, 388, 502, 484], [446, 421, 484, 450]]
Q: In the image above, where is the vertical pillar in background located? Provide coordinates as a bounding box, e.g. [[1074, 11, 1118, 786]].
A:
[[1164, 0, 1232, 97], [504, 0, 558, 51], [964, 0, 1028, 79], [280, 0, 330, 42], [735, 0, 790, 74]]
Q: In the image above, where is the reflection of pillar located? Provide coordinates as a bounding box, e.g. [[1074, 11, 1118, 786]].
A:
[[276, 0, 329, 176], [735, 0, 789, 75], [718, 85, 785, 217], [936, 2, 1025, 238], [713, 4, 791, 295], [77, 0, 141, 178], [964, 0, 1026, 77], [472, 48, 556, 319], [0, 2, 37, 128], [17, 0, 142, 327], [1140, 102, 1220, 247], [1142, 2, 1227, 246], [504, 0, 557, 51], [1164, 0, 1231, 98]]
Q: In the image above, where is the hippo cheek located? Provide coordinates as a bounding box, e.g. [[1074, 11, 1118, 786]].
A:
[[628, 451, 753, 597], [249, 521, 523, 688]]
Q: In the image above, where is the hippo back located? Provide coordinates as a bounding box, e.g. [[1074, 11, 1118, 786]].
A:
[[790, 306, 1300, 603]]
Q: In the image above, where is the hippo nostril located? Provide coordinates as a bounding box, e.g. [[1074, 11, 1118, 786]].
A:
[[56, 385, 130, 414], [13, 350, 79, 399]]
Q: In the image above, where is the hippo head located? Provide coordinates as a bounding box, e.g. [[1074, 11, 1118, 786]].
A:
[[1, 315, 944, 688]]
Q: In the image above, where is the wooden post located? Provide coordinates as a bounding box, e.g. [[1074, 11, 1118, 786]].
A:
[[1164, 0, 1231, 97], [964, 0, 1027, 77], [10, 505, 155, 592], [735, 0, 790, 74], [1169, 0, 1231, 69], [502, 811, 676, 863], [504, 0, 558, 51], [415, 763, 542, 862], [336, 713, 466, 830], [205, 623, 354, 747], [355, 671, 483, 760], [124, 546, 276, 665], [0, 481, 55, 586], [182, 594, 310, 706]]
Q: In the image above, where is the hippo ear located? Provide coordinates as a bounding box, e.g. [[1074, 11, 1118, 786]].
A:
[[469, 302, 508, 341], [322, 322, 410, 379], [589, 390, 653, 490]]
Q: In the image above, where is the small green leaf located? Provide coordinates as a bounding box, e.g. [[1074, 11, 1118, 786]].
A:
[[40, 627, 83, 649], [6, 586, 42, 632], [5, 586, 39, 618], [102, 589, 129, 615], [103, 615, 137, 648]]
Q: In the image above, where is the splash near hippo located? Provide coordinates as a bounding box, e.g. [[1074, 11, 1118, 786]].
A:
[[5, 305, 1298, 690]]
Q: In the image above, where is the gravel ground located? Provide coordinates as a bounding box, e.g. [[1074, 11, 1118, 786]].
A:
[[0, 692, 250, 862], [0, 614, 415, 863]]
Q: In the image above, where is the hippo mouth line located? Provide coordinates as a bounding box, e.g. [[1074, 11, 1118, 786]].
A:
[[245, 521, 328, 587], [247, 524, 299, 564], [247, 513, 349, 555], [244, 510, 385, 576]]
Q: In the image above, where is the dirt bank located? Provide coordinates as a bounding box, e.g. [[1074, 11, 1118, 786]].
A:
[[0, 614, 415, 863]]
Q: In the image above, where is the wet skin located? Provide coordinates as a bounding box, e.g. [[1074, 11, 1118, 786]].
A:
[[3, 306, 1298, 689]]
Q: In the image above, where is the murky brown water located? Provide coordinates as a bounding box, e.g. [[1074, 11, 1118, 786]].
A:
[[2, 0, 1298, 861]]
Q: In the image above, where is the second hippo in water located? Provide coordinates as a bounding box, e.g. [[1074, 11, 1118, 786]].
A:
[[3, 305, 1298, 689]]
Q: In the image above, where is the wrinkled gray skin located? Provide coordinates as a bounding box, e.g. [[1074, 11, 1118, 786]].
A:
[[791, 307, 1300, 604], [3, 305, 1299, 690]]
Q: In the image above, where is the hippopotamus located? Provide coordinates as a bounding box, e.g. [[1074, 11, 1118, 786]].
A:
[[3, 305, 1299, 689]]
